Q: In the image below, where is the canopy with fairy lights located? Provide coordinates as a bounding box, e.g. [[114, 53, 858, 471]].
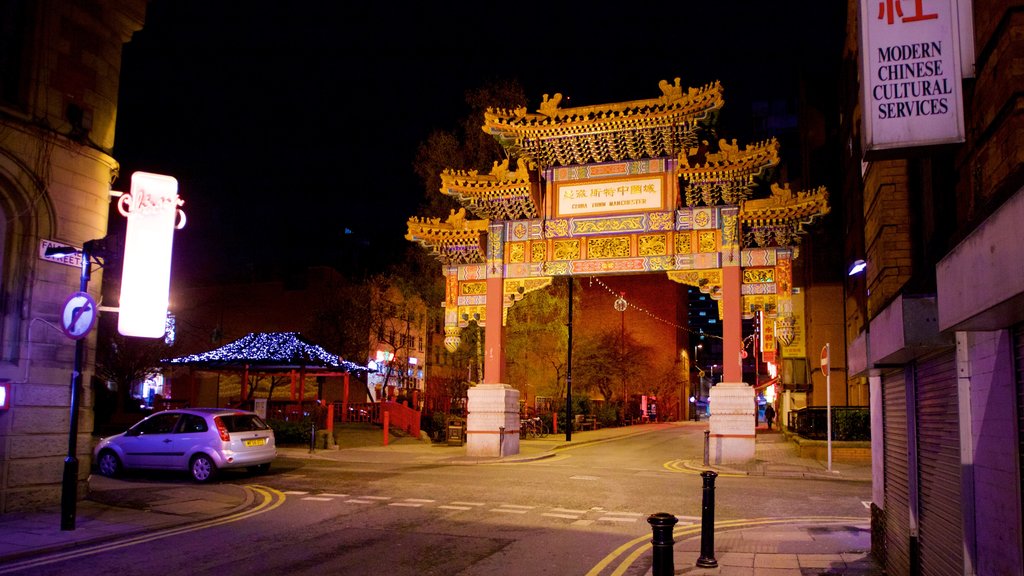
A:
[[162, 332, 368, 374]]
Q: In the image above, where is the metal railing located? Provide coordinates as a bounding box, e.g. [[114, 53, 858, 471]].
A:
[[787, 406, 870, 441]]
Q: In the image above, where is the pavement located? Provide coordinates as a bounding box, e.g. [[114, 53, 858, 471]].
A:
[[0, 421, 881, 575]]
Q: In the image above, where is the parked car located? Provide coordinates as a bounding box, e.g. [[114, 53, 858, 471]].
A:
[[93, 408, 277, 482]]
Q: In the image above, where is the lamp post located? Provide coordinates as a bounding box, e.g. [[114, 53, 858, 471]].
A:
[[46, 238, 109, 531]]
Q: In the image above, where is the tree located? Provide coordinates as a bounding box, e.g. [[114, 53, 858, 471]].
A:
[[94, 331, 175, 415], [505, 279, 574, 403]]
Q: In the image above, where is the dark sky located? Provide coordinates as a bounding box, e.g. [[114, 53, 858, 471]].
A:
[[112, 1, 844, 286]]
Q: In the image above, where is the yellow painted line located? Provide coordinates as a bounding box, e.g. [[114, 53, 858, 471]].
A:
[[661, 459, 745, 477], [0, 485, 287, 574], [587, 516, 868, 576]]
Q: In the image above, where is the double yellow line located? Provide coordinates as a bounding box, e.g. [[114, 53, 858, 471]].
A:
[[662, 459, 745, 477], [586, 516, 866, 576], [0, 485, 286, 574]]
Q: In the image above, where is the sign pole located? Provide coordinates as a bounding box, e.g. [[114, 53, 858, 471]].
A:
[[821, 343, 832, 472]]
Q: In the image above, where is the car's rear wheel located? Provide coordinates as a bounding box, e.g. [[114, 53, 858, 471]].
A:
[[190, 453, 217, 482], [247, 463, 271, 474], [97, 450, 122, 478]]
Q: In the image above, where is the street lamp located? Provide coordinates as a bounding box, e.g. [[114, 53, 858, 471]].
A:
[[45, 237, 114, 531]]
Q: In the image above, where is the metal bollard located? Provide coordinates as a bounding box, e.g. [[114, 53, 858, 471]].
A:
[[309, 423, 316, 454], [696, 470, 718, 568], [703, 429, 710, 466], [647, 512, 678, 576]]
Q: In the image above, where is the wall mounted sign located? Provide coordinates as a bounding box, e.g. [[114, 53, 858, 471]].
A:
[[60, 292, 97, 340]]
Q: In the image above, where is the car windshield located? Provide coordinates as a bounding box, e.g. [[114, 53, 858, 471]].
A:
[[218, 414, 270, 433]]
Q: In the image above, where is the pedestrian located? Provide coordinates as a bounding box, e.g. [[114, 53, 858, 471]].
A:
[[765, 403, 776, 430]]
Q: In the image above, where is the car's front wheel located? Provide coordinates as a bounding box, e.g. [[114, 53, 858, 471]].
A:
[[189, 453, 217, 482], [96, 450, 122, 478]]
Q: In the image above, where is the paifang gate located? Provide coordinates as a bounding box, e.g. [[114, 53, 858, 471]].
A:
[[406, 78, 830, 462]]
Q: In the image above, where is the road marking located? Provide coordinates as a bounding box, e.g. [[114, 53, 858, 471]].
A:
[[542, 512, 582, 519], [389, 502, 423, 507], [320, 493, 348, 498], [586, 516, 870, 576], [491, 508, 529, 514], [438, 505, 473, 511], [570, 475, 600, 480], [862, 501, 872, 509], [551, 507, 589, 514], [282, 490, 309, 495], [497, 504, 535, 509], [450, 501, 485, 507], [345, 499, 376, 504], [302, 497, 333, 501], [598, 516, 638, 523], [404, 498, 436, 503], [360, 496, 392, 500], [0, 485, 286, 575]]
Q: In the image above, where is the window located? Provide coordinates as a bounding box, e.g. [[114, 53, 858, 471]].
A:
[[134, 413, 181, 435], [177, 414, 207, 433]]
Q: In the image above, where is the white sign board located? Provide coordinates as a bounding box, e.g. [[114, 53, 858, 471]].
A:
[[38, 239, 83, 268], [118, 172, 183, 338], [556, 176, 664, 217], [859, 0, 964, 154]]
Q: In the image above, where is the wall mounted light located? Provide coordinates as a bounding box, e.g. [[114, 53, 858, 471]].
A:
[[848, 259, 867, 276]]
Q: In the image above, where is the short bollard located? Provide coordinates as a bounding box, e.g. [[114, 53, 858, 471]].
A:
[[703, 429, 710, 466], [647, 512, 678, 576], [309, 423, 316, 454], [696, 470, 718, 568]]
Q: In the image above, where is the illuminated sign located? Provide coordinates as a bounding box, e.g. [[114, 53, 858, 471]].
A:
[[0, 380, 9, 410], [859, 0, 964, 155], [556, 176, 664, 217], [117, 172, 185, 338], [38, 239, 83, 268]]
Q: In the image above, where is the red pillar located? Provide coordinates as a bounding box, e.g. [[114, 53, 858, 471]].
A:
[[342, 371, 350, 422], [484, 274, 506, 384], [722, 265, 743, 383]]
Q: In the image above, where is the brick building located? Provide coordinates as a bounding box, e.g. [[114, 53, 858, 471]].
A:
[[841, 2, 1024, 574]]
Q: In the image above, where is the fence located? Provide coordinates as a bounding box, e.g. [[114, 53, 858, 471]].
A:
[[787, 406, 870, 441], [335, 401, 421, 439]]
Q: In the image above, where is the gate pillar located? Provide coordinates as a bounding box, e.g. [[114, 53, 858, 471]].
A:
[[709, 213, 755, 463]]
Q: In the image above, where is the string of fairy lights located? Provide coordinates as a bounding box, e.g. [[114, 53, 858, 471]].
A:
[[586, 277, 724, 341]]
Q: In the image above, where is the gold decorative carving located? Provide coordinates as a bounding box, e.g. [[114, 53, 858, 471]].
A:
[[531, 241, 547, 262], [444, 326, 462, 353], [460, 281, 486, 296], [638, 234, 667, 256], [698, 231, 718, 252], [545, 219, 570, 237], [587, 236, 630, 259], [552, 239, 581, 260], [742, 268, 775, 284], [675, 232, 692, 254], [508, 242, 526, 263]]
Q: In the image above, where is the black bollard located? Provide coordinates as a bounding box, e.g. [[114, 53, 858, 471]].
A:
[[647, 512, 678, 576], [696, 470, 718, 568], [703, 429, 710, 466], [309, 423, 316, 454]]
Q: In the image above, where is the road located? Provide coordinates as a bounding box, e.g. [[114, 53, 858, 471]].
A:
[[9, 425, 870, 575]]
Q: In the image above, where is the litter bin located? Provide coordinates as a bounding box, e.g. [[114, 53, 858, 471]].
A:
[[446, 417, 464, 446]]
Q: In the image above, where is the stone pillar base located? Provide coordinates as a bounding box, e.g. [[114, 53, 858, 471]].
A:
[[466, 384, 520, 457], [708, 381, 755, 464]]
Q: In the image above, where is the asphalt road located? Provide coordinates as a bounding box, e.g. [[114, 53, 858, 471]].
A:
[[9, 426, 870, 575]]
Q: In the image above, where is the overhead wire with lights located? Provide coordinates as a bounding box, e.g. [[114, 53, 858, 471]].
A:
[[586, 276, 724, 341]]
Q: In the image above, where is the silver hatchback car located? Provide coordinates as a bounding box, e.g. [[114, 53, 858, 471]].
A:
[[93, 408, 277, 482]]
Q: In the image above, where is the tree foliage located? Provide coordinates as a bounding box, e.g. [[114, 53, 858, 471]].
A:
[[505, 279, 575, 401]]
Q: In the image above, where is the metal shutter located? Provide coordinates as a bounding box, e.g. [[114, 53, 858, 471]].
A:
[[883, 368, 912, 575], [1015, 323, 1024, 567], [915, 351, 963, 576]]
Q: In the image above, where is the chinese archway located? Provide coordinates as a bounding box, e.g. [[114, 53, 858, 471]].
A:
[[406, 78, 829, 462]]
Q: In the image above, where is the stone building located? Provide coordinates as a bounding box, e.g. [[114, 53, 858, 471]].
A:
[[0, 0, 146, 513]]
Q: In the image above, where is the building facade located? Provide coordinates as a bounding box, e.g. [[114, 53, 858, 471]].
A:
[[0, 0, 146, 513], [842, 2, 1024, 574]]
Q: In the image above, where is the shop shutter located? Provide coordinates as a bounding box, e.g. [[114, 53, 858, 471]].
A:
[[1015, 323, 1024, 560], [883, 368, 911, 575], [915, 351, 963, 576]]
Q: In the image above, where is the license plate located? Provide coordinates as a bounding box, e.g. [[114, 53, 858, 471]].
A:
[[244, 438, 266, 447]]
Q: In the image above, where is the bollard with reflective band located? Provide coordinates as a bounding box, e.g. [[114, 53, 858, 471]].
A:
[[703, 429, 710, 466], [696, 470, 718, 568], [647, 512, 678, 576]]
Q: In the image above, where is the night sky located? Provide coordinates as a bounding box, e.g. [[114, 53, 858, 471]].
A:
[[112, 1, 845, 286]]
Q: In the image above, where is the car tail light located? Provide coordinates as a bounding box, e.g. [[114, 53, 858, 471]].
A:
[[214, 416, 231, 442]]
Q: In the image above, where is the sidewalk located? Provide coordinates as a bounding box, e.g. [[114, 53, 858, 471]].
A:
[[0, 422, 879, 575]]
